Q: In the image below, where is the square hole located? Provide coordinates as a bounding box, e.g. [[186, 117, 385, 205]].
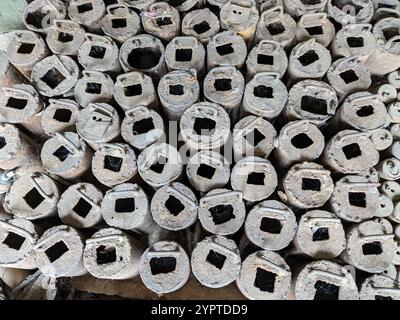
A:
[[41, 68, 66, 89], [206, 250, 226, 270], [214, 78, 232, 91], [124, 84, 142, 96], [253, 85, 273, 98], [2, 232, 26, 250], [86, 82, 102, 94], [314, 280, 339, 300], [197, 164, 216, 179], [247, 172, 265, 185], [301, 95, 328, 115], [193, 21, 211, 34], [115, 198, 135, 213], [23, 188, 45, 209], [302, 178, 321, 191], [156, 16, 172, 27], [150, 257, 177, 275], [356, 105, 374, 117], [89, 45, 106, 59], [362, 241, 383, 255], [103, 155, 123, 172], [6, 97, 28, 110], [339, 69, 359, 84], [45, 241, 69, 263], [17, 43, 35, 54], [53, 146, 72, 162], [254, 268, 276, 293], [96, 245, 117, 265], [112, 18, 127, 29], [132, 117, 155, 135], [267, 22, 285, 35], [298, 50, 319, 67], [375, 295, 393, 300], [150, 155, 168, 174], [169, 84, 184, 95], [312, 227, 329, 241], [209, 204, 235, 225], [53, 108, 72, 123], [165, 195, 185, 216], [58, 32, 73, 43], [175, 48, 193, 62], [291, 133, 313, 149], [216, 43, 234, 56], [306, 26, 323, 35], [348, 192, 366, 208], [193, 118, 216, 136], [245, 128, 265, 147], [73, 198, 92, 218], [77, 2, 93, 13], [342, 143, 361, 160], [0, 137, 6, 149], [260, 217, 282, 234], [257, 54, 274, 65], [347, 37, 364, 48]]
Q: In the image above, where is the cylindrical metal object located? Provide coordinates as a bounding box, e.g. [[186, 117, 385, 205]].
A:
[[151, 182, 198, 231], [330, 175, 381, 222], [199, 188, 246, 235], [284, 79, 338, 126], [245, 200, 297, 251], [360, 275, 400, 300], [92, 143, 137, 187], [5, 30, 49, 80], [377, 157, 400, 181], [331, 24, 376, 61], [113, 71, 157, 111], [164, 36, 206, 74], [341, 218, 396, 273], [206, 31, 247, 69], [274, 120, 325, 168], [370, 128, 393, 152], [281, 162, 334, 209], [186, 150, 230, 193], [283, 0, 328, 17], [388, 70, 400, 89], [327, 0, 374, 24], [57, 182, 103, 228], [245, 40, 288, 80], [68, 0, 106, 33], [101, 183, 156, 234], [78, 34, 121, 73], [0, 124, 43, 176], [220, 0, 259, 44], [296, 13, 335, 47], [31, 55, 80, 97], [388, 102, 400, 123], [288, 39, 332, 81], [0, 84, 45, 138], [191, 235, 241, 288], [377, 84, 397, 104], [119, 34, 167, 78], [255, 6, 297, 48], [158, 69, 200, 121], [180, 102, 230, 150], [333, 92, 387, 131], [40, 132, 93, 180], [76, 102, 121, 148], [293, 260, 359, 300], [322, 130, 380, 173], [204, 66, 244, 120], [0, 51, 26, 90], [46, 19, 85, 56], [137, 143, 183, 189], [41, 99, 81, 136], [4, 172, 60, 220], [139, 241, 190, 294], [294, 210, 346, 259], [74, 71, 114, 108], [236, 250, 291, 300], [121, 106, 165, 150], [233, 115, 277, 162], [83, 227, 144, 280], [24, 0, 67, 33], [141, 2, 181, 42], [242, 72, 288, 120], [231, 156, 277, 202], [181, 8, 220, 44], [257, 0, 283, 12], [0, 218, 39, 269], [365, 18, 400, 75], [33, 225, 86, 277], [326, 56, 372, 99], [101, 4, 141, 44]]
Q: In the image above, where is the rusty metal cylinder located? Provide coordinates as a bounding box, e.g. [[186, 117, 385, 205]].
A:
[[377, 158, 400, 181], [360, 275, 400, 300], [231, 156, 278, 202], [274, 120, 325, 168], [242, 72, 288, 120], [41, 99, 80, 136], [31, 55, 80, 97], [57, 182, 103, 229], [191, 235, 241, 288], [24, 0, 67, 33], [150, 182, 198, 231], [198, 188, 246, 235], [164, 36, 206, 74], [206, 31, 247, 69], [33, 225, 86, 277], [296, 13, 335, 47], [4, 171, 60, 220], [281, 162, 334, 209], [101, 4, 142, 44], [181, 8, 220, 44], [119, 34, 167, 78], [158, 69, 200, 121], [74, 71, 114, 108], [68, 0, 106, 33], [327, 0, 374, 24], [121, 106, 165, 151], [78, 34, 121, 73], [283, 0, 328, 17], [84, 227, 144, 280], [92, 143, 138, 187], [46, 19, 85, 56]]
